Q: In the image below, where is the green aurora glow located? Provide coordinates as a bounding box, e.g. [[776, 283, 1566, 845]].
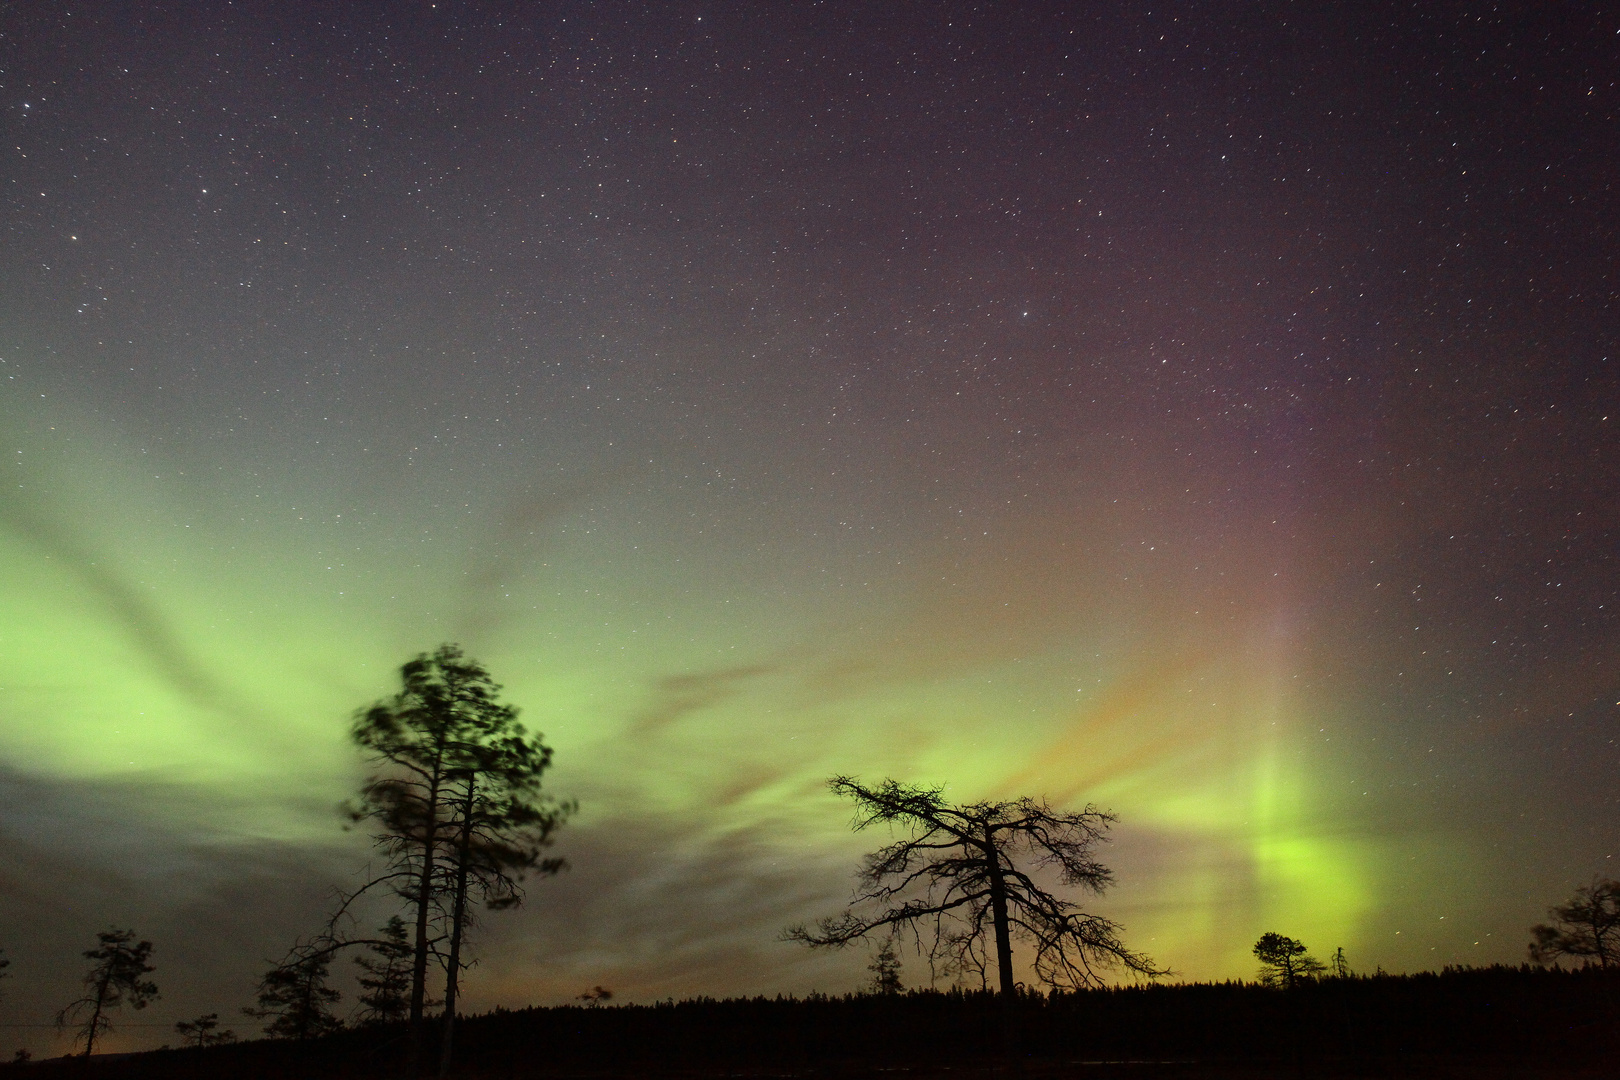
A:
[[3, 385, 1456, 987]]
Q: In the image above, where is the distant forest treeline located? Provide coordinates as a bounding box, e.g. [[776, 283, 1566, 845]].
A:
[[25, 965, 1619, 1078]]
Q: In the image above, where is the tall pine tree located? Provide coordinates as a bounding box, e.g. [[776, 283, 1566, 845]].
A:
[[349, 644, 571, 1075]]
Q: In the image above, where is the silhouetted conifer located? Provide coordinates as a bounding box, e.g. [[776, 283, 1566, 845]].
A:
[[54, 928, 158, 1056], [869, 940, 904, 994], [1252, 933, 1326, 988], [245, 953, 342, 1040], [353, 915, 413, 1025], [174, 1012, 236, 1047], [347, 643, 573, 1075], [578, 986, 614, 1007]]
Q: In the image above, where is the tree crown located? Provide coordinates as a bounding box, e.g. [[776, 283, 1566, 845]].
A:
[[1252, 932, 1325, 989], [789, 776, 1162, 992], [55, 928, 158, 1055], [1530, 878, 1620, 969]]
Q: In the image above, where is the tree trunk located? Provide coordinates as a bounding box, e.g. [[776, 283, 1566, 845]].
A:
[[83, 1002, 102, 1057], [299, 967, 318, 1040], [983, 829, 1016, 997], [407, 771, 445, 1074], [439, 778, 476, 1078], [84, 972, 112, 1057], [982, 826, 1022, 1067]]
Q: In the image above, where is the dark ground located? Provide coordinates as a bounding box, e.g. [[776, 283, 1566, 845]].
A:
[[15, 1056, 1617, 1080], [15, 967, 1619, 1078]]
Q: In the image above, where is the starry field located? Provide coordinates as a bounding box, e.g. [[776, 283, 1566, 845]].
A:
[[0, 0, 1616, 1058]]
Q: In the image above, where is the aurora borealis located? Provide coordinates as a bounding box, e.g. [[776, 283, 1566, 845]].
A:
[[2, 0, 1617, 1055]]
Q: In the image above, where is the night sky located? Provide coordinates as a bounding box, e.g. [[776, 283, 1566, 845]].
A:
[[2, 0, 1617, 1055]]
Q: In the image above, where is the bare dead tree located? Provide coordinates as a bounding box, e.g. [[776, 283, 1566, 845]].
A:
[[787, 777, 1164, 996], [1530, 878, 1620, 969]]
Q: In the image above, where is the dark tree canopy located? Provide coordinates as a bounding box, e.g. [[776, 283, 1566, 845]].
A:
[[353, 916, 413, 1025], [868, 939, 904, 995], [577, 986, 614, 1007], [246, 953, 343, 1040], [347, 643, 572, 1075], [1252, 933, 1325, 989], [349, 643, 505, 1040], [788, 777, 1162, 995], [1530, 878, 1620, 969], [174, 1013, 235, 1048], [434, 697, 572, 1076], [55, 929, 158, 1057]]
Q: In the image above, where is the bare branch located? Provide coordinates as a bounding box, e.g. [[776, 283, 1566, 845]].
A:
[[790, 776, 1165, 995]]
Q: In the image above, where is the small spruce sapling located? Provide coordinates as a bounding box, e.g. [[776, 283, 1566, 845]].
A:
[[868, 939, 904, 995], [245, 952, 343, 1040], [174, 1013, 236, 1048]]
